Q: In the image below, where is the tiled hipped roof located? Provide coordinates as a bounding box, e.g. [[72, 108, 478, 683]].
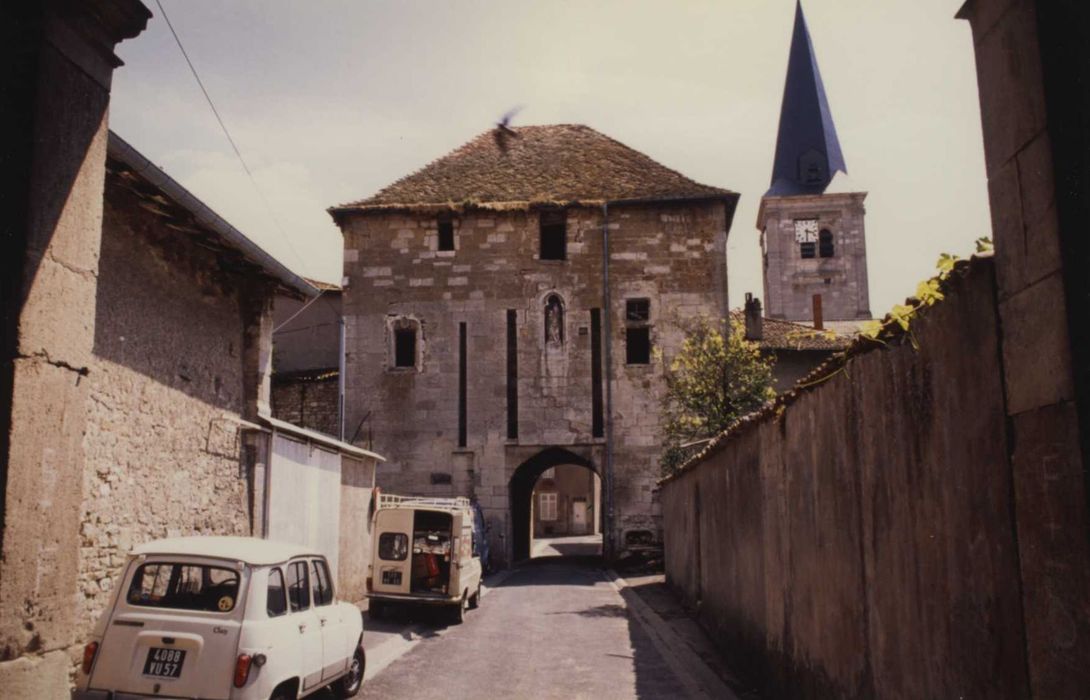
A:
[[729, 310, 854, 352], [330, 124, 736, 214]]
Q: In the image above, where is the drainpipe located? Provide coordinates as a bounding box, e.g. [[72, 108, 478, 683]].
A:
[[600, 203, 615, 561]]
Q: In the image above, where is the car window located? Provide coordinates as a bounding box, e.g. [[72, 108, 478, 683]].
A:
[[127, 563, 240, 613], [311, 559, 333, 606], [267, 567, 287, 617], [379, 532, 408, 561], [286, 560, 310, 612]]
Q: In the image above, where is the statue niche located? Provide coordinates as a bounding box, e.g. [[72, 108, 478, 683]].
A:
[[545, 295, 564, 345]]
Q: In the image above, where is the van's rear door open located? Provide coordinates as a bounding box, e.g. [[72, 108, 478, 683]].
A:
[[373, 508, 413, 595]]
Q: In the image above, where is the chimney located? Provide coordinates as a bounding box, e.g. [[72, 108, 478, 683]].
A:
[[812, 293, 824, 330], [744, 293, 763, 341]]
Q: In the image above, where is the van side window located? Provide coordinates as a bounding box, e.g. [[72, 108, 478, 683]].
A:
[[286, 560, 310, 612], [379, 533, 408, 561], [311, 559, 334, 606], [267, 568, 288, 617]]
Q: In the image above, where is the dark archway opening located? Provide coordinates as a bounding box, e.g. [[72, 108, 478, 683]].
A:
[[509, 447, 600, 563]]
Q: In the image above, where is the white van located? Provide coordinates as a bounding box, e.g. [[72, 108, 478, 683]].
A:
[[367, 495, 483, 623], [74, 537, 364, 700]]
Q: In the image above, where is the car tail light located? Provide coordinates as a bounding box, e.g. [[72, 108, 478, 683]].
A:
[[366, 576, 373, 592], [233, 654, 253, 688], [82, 642, 99, 675]]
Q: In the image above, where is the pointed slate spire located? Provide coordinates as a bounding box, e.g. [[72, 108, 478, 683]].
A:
[[766, 1, 847, 196]]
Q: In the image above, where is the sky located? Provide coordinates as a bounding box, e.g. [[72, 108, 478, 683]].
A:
[[110, 0, 990, 318]]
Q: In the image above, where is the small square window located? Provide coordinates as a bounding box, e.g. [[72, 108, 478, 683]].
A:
[[626, 299, 650, 322], [800, 242, 816, 259], [626, 327, 651, 365], [394, 328, 416, 368], [438, 219, 454, 252], [539, 210, 566, 260]]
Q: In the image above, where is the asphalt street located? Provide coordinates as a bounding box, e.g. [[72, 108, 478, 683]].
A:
[[355, 556, 716, 699]]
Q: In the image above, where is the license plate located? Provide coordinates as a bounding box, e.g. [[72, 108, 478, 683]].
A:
[[143, 647, 186, 678], [382, 570, 402, 585]]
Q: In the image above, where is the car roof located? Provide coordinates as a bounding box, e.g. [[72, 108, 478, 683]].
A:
[[131, 536, 323, 565]]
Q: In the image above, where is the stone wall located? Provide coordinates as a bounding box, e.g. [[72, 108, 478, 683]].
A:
[[75, 192, 257, 635], [340, 201, 729, 564], [272, 372, 340, 437], [958, 0, 1090, 694], [661, 259, 1031, 697], [0, 2, 149, 693]]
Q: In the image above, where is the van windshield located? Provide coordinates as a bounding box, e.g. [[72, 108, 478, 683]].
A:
[[126, 562, 241, 613]]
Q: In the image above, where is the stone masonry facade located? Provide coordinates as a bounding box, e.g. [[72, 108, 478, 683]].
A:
[[272, 372, 340, 438], [76, 192, 258, 636], [339, 202, 729, 565], [758, 192, 871, 322]]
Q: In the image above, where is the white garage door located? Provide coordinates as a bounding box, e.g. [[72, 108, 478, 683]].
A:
[[267, 433, 343, 575]]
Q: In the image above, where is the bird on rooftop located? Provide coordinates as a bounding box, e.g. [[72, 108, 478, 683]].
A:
[[494, 106, 523, 154]]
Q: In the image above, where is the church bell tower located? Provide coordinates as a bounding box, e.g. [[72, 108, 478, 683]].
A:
[[757, 1, 871, 322]]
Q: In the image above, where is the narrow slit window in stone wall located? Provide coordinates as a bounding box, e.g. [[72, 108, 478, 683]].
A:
[[539, 209, 566, 260], [590, 308, 604, 437], [458, 322, 467, 447], [506, 309, 518, 439], [438, 218, 455, 251], [819, 229, 834, 258], [625, 299, 651, 365]]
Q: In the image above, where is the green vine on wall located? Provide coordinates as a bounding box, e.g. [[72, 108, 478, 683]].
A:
[[860, 237, 993, 346]]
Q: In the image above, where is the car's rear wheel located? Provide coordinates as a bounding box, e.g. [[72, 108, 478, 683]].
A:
[[334, 647, 365, 698]]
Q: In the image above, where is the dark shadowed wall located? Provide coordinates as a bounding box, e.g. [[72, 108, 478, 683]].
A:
[[662, 260, 1031, 698]]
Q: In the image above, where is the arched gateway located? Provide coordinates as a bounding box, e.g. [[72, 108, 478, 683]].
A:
[[509, 447, 601, 563]]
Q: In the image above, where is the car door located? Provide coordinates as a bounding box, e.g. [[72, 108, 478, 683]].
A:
[[311, 558, 349, 682], [285, 559, 324, 693]]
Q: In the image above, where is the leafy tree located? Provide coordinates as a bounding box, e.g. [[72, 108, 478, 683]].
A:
[[659, 318, 776, 476]]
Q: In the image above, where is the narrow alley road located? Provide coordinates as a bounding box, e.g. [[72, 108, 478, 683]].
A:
[[356, 558, 727, 700]]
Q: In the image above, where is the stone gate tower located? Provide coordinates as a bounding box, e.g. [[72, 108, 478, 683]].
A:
[[757, 1, 871, 322]]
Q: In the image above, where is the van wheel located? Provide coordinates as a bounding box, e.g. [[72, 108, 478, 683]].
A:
[[468, 581, 481, 609], [450, 592, 467, 624], [369, 600, 384, 620], [333, 647, 365, 698]]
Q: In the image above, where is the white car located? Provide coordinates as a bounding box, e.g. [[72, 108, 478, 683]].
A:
[[74, 536, 365, 700]]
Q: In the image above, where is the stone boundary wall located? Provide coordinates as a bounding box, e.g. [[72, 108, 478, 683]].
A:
[[272, 371, 340, 438], [661, 258, 1033, 697]]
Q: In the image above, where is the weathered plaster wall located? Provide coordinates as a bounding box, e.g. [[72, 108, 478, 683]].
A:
[[273, 292, 341, 374], [75, 194, 256, 635], [340, 202, 728, 564], [338, 455, 376, 604], [0, 3, 149, 693], [662, 260, 1031, 698]]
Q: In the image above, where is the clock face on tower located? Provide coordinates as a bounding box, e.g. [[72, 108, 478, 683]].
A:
[[794, 219, 819, 243]]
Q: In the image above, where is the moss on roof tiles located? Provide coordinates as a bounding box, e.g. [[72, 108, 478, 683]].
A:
[[330, 124, 735, 213]]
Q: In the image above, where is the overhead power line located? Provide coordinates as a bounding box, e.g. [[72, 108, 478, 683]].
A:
[[154, 0, 308, 271]]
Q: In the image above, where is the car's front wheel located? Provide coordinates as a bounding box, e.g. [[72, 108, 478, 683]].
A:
[[333, 647, 365, 698]]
